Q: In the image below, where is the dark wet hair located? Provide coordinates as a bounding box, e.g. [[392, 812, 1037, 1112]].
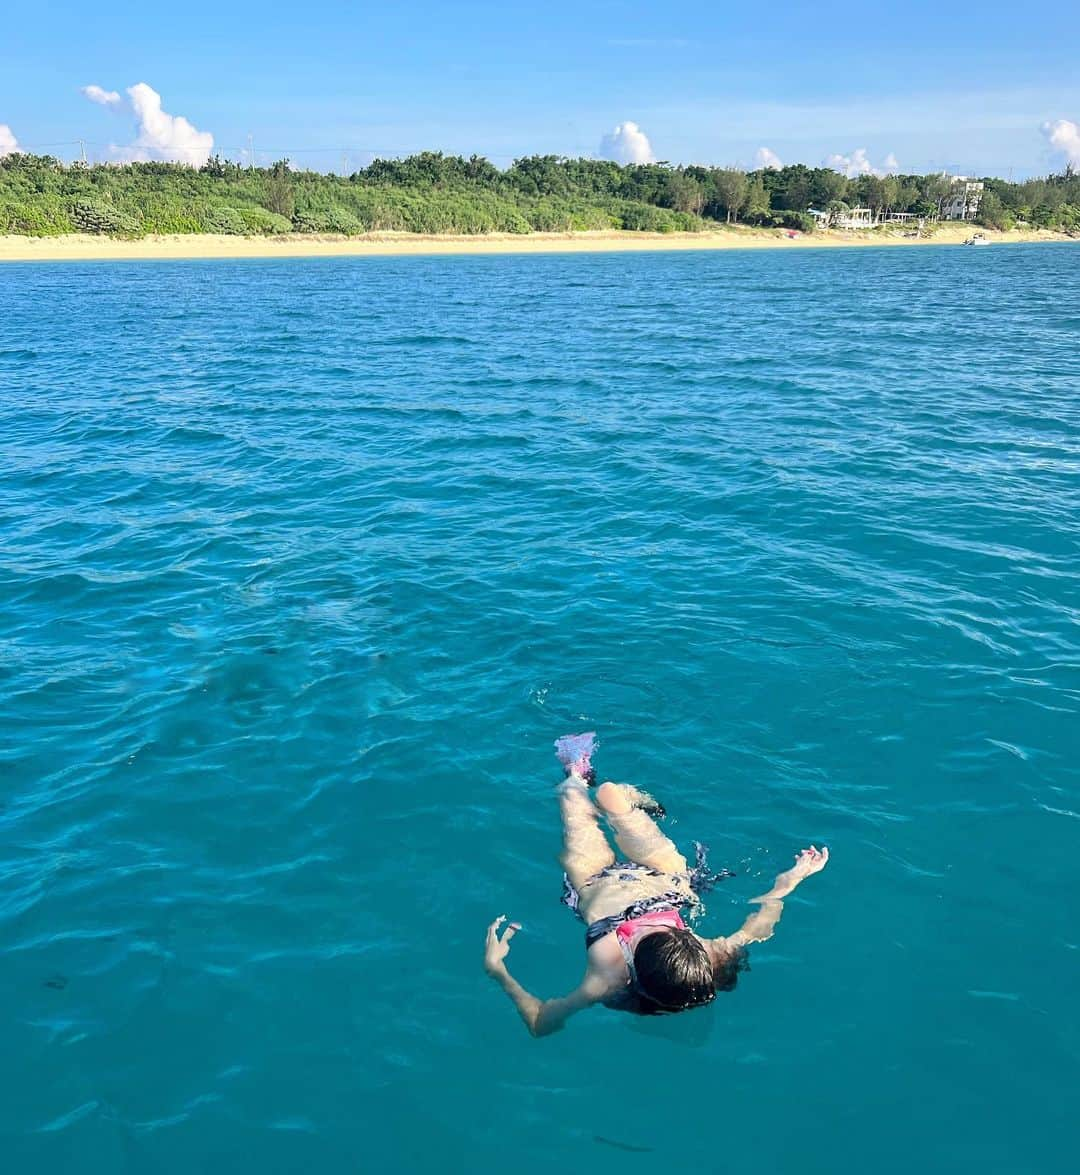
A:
[[632, 929, 717, 1014], [628, 931, 750, 1015]]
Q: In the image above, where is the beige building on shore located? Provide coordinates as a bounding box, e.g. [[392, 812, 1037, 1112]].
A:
[[942, 179, 984, 221]]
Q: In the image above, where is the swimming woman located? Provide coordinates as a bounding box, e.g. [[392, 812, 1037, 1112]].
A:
[[484, 733, 829, 1035]]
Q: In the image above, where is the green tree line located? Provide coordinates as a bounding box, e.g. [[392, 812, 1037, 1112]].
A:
[[1, 150, 1078, 238]]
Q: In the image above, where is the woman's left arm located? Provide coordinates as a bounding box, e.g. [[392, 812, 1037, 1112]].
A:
[[719, 845, 829, 949], [484, 916, 606, 1037]]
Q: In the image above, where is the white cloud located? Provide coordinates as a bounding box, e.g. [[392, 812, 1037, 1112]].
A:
[[126, 83, 213, 166], [754, 146, 783, 170], [1041, 118, 1080, 168], [82, 81, 214, 167], [825, 147, 898, 178], [598, 121, 655, 165], [82, 85, 122, 108], [0, 124, 19, 157]]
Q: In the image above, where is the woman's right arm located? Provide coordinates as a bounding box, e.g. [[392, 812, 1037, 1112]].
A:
[[484, 916, 606, 1037]]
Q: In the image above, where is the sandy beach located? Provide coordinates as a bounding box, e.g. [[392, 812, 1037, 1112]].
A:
[[0, 223, 1073, 262]]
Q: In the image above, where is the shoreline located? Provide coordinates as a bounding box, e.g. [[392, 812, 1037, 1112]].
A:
[[0, 224, 1074, 262]]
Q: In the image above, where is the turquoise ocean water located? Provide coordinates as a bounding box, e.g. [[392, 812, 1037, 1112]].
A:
[[2, 245, 1077, 1173]]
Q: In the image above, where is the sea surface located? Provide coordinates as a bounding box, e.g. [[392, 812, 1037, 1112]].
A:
[[1, 244, 1078, 1174]]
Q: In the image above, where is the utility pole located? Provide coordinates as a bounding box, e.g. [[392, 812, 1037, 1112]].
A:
[[247, 134, 255, 170], [341, 152, 348, 178], [78, 139, 86, 165]]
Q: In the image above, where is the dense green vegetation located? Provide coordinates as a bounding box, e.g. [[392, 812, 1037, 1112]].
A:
[[1, 150, 1078, 238]]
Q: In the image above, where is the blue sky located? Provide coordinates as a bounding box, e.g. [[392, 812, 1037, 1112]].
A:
[[3, 0, 1079, 176]]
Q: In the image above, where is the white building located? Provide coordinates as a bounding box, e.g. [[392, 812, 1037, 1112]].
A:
[[942, 178, 983, 221], [834, 206, 876, 229]]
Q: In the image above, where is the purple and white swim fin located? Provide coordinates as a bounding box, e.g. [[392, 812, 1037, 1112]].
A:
[[554, 731, 597, 784]]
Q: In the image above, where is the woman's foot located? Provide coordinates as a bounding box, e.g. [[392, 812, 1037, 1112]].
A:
[[555, 732, 597, 786], [623, 784, 666, 819], [595, 781, 666, 819], [630, 790, 666, 819]]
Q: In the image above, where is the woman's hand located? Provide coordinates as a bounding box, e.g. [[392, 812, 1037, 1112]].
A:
[[752, 845, 830, 902], [484, 915, 521, 977], [790, 845, 829, 880]]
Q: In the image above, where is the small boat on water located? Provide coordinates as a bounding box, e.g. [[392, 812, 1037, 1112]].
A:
[[962, 232, 990, 246]]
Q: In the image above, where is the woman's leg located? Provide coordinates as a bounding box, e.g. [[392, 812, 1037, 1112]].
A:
[[595, 781, 687, 873], [559, 778, 615, 891]]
